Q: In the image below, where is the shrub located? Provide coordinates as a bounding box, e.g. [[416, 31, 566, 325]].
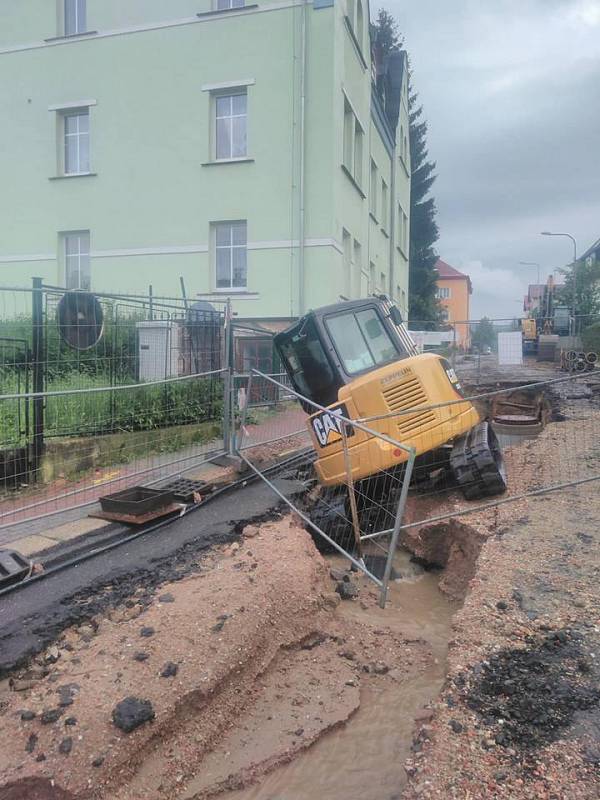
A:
[[582, 322, 600, 354]]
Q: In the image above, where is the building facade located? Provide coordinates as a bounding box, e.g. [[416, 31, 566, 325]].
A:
[[1, 0, 411, 323], [434, 258, 472, 348]]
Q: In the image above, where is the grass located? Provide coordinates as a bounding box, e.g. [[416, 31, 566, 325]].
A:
[[0, 371, 223, 448]]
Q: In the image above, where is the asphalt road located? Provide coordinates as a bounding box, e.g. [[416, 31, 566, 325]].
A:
[[0, 476, 303, 677]]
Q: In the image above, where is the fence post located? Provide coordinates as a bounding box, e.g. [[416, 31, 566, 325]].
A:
[[451, 325, 457, 369], [341, 424, 363, 563], [223, 299, 233, 455], [31, 277, 44, 480], [379, 448, 416, 608], [235, 371, 253, 454]]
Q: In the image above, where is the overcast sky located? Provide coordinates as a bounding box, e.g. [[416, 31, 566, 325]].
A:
[[378, 0, 600, 319]]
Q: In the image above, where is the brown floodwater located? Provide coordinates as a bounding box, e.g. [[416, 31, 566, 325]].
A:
[[220, 549, 458, 800]]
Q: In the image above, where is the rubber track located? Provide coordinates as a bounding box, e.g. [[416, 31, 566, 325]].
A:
[[450, 421, 507, 501]]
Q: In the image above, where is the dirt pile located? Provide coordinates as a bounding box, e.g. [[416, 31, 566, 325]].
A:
[[0, 514, 431, 800]]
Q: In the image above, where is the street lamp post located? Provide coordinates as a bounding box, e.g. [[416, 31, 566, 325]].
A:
[[540, 231, 578, 315]]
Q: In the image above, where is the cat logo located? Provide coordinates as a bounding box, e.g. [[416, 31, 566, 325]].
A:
[[311, 404, 354, 448], [445, 367, 462, 391]]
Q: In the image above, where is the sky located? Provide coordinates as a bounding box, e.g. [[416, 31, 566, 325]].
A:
[[379, 0, 600, 319]]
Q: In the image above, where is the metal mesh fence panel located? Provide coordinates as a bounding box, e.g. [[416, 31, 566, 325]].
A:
[[0, 284, 229, 533], [358, 370, 600, 536], [0, 371, 227, 533], [236, 367, 600, 608], [236, 370, 415, 607]]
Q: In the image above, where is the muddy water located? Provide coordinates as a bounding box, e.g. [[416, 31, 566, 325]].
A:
[[221, 550, 457, 800]]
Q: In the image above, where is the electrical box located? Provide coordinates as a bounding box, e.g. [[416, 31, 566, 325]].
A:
[[137, 321, 181, 382], [498, 331, 523, 366]]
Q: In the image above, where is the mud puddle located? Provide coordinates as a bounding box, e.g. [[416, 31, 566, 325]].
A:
[[219, 549, 457, 800]]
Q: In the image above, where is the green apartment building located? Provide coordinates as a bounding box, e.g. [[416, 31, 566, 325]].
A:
[[1, 0, 411, 327]]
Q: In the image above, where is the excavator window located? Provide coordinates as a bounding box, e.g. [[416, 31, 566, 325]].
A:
[[277, 317, 339, 407], [325, 308, 399, 376]]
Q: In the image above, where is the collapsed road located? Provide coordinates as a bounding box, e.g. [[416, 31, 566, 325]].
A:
[[0, 474, 306, 678]]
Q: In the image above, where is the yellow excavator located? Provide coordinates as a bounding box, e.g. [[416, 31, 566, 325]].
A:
[[274, 296, 506, 500]]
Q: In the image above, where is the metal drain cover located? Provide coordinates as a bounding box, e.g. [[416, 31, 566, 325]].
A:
[[155, 479, 208, 503], [0, 550, 32, 590]]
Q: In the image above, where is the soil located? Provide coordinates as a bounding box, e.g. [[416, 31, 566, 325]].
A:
[[2, 371, 599, 800], [0, 517, 432, 800], [401, 382, 600, 799]]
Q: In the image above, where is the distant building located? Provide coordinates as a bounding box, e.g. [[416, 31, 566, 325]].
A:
[[434, 259, 472, 348], [523, 284, 545, 315], [581, 237, 600, 267], [523, 276, 564, 318]]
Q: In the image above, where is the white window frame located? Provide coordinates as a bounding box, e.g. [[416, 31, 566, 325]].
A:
[[353, 120, 363, 187], [398, 204, 408, 256], [437, 286, 451, 300], [369, 159, 378, 220], [63, 0, 86, 36], [61, 108, 91, 175], [215, 0, 245, 9], [213, 221, 248, 292], [62, 231, 91, 290], [369, 262, 376, 293], [381, 178, 389, 233], [341, 92, 365, 191], [214, 90, 248, 162]]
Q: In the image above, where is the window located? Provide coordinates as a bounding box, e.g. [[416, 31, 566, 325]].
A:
[[370, 160, 378, 219], [326, 308, 399, 375], [353, 121, 363, 186], [342, 229, 352, 298], [398, 204, 408, 254], [369, 262, 376, 293], [343, 99, 354, 172], [342, 96, 364, 190], [381, 179, 389, 232], [216, 0, 245, 9], [353, 239, 362, 297], [64, 0, 86, 36], [62, 231, 90, 290], [215, 221, 247, 290], [62, 109, 90, 174], [441, 308, 450, 322], [380, 271, 386, 292], [436, 286, 451, 300], [356, 1, 364, 50], [215, 91, 247, 160], [278, 317, 336, 407]]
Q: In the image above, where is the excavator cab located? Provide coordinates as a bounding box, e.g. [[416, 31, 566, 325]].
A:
[[275, 297, 506, 499], [276, 298, 410, 409]]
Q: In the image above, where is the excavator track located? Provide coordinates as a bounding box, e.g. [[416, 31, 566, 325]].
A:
[[450, 421, 507, 501]]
